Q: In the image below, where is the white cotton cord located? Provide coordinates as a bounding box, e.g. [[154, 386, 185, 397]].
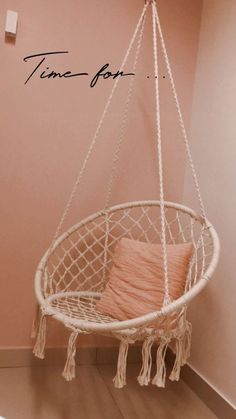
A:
[[48, 2, 149, 256], [33, 311, 47, 359], [153, 3, 206, 220], [113, 340, 130, 388], [169, 336, 183, 382], [62, 329, 79, 381], [104, 9, 147, 210], [102, 8, 147, 283], [31, 304, 40, 339], [169, 320, 192, 382], [137, 335, 155, 386], [181, 321, 192, 365], [151, 1, 170, 306], [152, 337, 170, 387], [102, 211, 110, 283]]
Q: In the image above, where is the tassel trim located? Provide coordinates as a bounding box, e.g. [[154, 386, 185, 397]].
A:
[[152, 338, 170, 387], [113, 340, 129, 389], [181, 322, 192, 365], [62, 330, 79, 381], [137, 336, 155, 386], [169, 322, 192, 382], [33, 311, 47, 359], [31, 304, 40, 339]]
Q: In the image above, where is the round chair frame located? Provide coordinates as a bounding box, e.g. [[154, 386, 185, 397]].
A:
[[35, 200, 220, 334]]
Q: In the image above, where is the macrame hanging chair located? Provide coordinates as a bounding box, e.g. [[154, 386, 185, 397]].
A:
[[32, 0, 220, 388]]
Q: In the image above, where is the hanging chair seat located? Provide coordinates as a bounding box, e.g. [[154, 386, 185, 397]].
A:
[[33, 201, 219, 387], [35, 200, 219, 334], [42, 291, 185, 338]]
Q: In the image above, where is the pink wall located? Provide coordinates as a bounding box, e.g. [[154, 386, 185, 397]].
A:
[[184, 0, 236, 407], [0, 0, 202, 348]]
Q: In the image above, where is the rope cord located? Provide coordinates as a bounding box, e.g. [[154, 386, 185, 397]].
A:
[[48, 2, 149, 253], [151, 1, 170, 305], [104, 10, 147, 209], [102, 9, 147, 283], [153, 3, 206, 219]]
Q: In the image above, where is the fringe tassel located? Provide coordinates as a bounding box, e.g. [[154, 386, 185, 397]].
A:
[[113, 340, 129, 389], [169, 323, 192, 382], [181, 322, 192, 365], [33, 312, 47, 359], [169, 337, 183, 382], [152, 338, 169, 387], [62, 330, 79, 381], [137, 336, 154, 386], [31, 304, 40, 339]]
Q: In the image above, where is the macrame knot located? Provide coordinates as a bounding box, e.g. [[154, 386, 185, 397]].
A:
[[62, 329, 79, 381], [162, 294, 172, 308], [152, 336, 170, 387], [137, 335, 156, 386], [33, 309, 47, 359], [113, 337, 133, 389]]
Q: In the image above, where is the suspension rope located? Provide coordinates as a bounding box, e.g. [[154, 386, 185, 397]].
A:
[[102, 9, 147, 283], [48, 2, 149, 251], [104, 9, 147, 209], [151, 1, 170, 305], [153, 2, 206, 219]]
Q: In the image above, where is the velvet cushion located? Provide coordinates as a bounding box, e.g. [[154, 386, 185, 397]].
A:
[[96, 238, 193, 321]]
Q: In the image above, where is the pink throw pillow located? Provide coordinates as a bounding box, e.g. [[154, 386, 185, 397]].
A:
[[96, 238, 193, 321]]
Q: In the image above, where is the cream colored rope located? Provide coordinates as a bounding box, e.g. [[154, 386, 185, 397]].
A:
[[153, 2, 206, 219], [151, 2, 170, 305], [102, 11, 147, 282], [104, 12, 147, 209], [49, 2, 149, 250]]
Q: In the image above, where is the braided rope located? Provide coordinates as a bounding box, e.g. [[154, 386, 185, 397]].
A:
[[102, 13, 147, 282], [48, 2, 149, 252], [153, 3, 206, 219], [104, 11, 147, 209], [151, 2, 170, 305]]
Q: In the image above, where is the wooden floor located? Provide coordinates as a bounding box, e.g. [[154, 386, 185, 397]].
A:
[[0, 364, 218, 419]]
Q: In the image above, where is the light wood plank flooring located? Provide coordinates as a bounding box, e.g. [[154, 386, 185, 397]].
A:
[[0, 364, 218, 419]]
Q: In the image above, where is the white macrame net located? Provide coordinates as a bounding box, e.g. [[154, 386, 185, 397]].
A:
[[45, 203, 213, 313]]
